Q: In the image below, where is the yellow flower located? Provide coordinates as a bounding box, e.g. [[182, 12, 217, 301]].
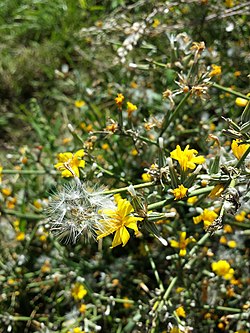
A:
[[193, 209, 218, 229], [231, 139, 250, 160], [152, 18, 160, 28], [79, 303, 87, 314], [54, 149, 85, 177], [227, 240, 237, 248], [101, 143, 110, 150], [209, 64, 222, 77], [170, 231, 196, 257], [16, 231, 25, 241], [71, 283, 87, 301], [97, 196, 143, 248], [235, 93, 250, 107], [1, 187, 12, 196], [67, 328, 85, 333], [141, 173, 152, 182], [187, 196, 198, 204], [115, 93, 125, 107], [123, 296, 133, 309], [127, 101, 137, 117], [172, 184, 188, 200], [211, 260, 234, 280], [170, 145, 205, 171], [225, 0, 234, 8], [74, 100, 86, 108], [209, 184, 225, 199], [176, 306, 186, 318], [235, 211, 246, 222], [234, 71, 241, 77]]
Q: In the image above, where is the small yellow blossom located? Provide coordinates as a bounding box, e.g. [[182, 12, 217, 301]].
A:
[[176, 306, 186, 318], [225, 0, 234, 7], [62, 137, 72, 145], [1, 187, 12, 196], [219, 236, 227, 245], [231, 139, 250, 160], [234, 71, 241, 77], [6, 197, 17, 209], [41, 259, 51, 273], [172, 184, 188, 200], [223, 224, 233, 233], [130, 81, 138, 89], [170, 145, 205, 171], [115, 93, 125, 107], [74, 100, 86, 108], [7, 278, 15, 285], [16, 231, 25, 241], [152, 18, 160, 28], [187, 196, 198, 204], [67, 328, 85, 333], [33, 199, 42, 210], [235, 97, 249, 107], [123, 297, 133, 309], [193, 209, 218, 229], [97, 196, 143, 248], [209, 184, 225, 199], [170, 232, 196, 256], [227, 240, 237, 248], [101, 143, 110, 150], [190, 41, 205, 54], [235, 211, 246, 222], [79, 303, 87, 314], [54, 149, 85, 177], [176, 287, 185, 293], [141, 173, 152, 182], [211, 260, 234, 280], [127, 101, 137, 117], [209, 64, 222, 77], [131, 148, 138, 156], [71, 283, 87, 301]]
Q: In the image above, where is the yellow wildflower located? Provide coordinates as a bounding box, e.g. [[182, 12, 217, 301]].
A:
[[33, 199, 42, 210], [101, 143, 109, 150], [170, 145, 205, 171], [234, 71, 241, 77], [141, 173, 152, 182], [176, 287, 185, 293], [219, 236, 227, 245], [227, 240, 237, 248], [152, 18, 160, 28], [231, 139, 250, 160], [131, 148, 138, 156], [211, 260, 234, 280], [1, 187, 12, 196], [16, 231, 25, 241], [41, 259, 51, 273], [74, 100, 86, 108], [225, 0, 234, 8], [71, 283, 87, 301], [209, 184, 225, 199], [54, 149, 85, 177], [130, 81, 138, 89], [123, 296, 133, 309], [6, 197, 17, 209], [79, 303, 87, 314], [193, 209, 218, 229], [235, 211, 246, 222], [127, 101, 137, 117], [97, 196, 143, 248], [209, 64, 222, 77], [172, 184, 188, 200], [223, 224, 233, 233], [235, 93, 250, 107], [62, 137, 72, 145], [176, 306, 186, 318], [187, 196, 198, 204], [170, 231, 196, 257], [115, 93, 124, 107], [67, 328, 85, 333]]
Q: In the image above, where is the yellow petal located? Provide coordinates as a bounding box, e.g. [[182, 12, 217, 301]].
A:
[[170, 240, 180, 248], [75, 149, 85, 158]]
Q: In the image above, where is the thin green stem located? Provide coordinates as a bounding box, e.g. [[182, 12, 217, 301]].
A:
[[212, 83, 250, 100], [159, 91, 191, 137], [102, 181, 155, 195], [144, 243, 164, 293]]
